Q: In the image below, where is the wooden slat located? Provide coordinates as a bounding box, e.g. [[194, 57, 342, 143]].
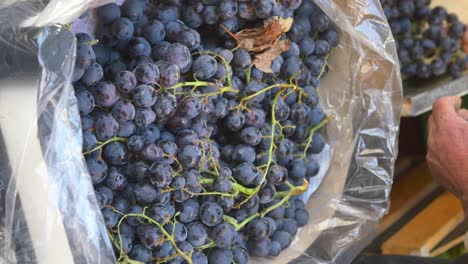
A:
[[430, 235, 465, 257], [382, 192, 465, 256], [377, 163, 438, 236]]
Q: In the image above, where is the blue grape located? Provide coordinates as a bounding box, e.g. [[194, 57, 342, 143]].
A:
[[75, 89, 95, 115], [76, 43, 96, 70], [192, 55, 217, 80], [164, 43, 192, 72], [182, 6, 203, 29], [143, 19, 165, 44], [127, 37, 151, 58], [210, 222, 237, 248], [137, 224, 165, 250], [81, 63, 103, 86], [111, 18, 134, 40], [114, 70, 137, 94], [202, 6, 219, 25], [133, 62, 160, 84], [248, 237, 271, 257], [208, 248, 232, 264]]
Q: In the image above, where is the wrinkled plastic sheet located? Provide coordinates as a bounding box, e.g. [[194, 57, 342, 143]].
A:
[[0, 0, 402, 263]]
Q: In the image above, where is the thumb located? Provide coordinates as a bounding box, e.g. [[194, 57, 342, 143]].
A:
[[432, 96, 462, 118], [457, 109, 468, 121]]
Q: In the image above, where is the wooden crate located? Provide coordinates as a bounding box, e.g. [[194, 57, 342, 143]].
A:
[[381, 192, 465, 256]]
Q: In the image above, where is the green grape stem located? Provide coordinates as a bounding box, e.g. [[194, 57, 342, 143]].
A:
[[165, 81, 216, 90], [300, 115, 333, 160], [199, 177, 256, 195], [197, 179, 309, 250], [108, 230, 144, 264], [236, 89, 286, 208], [115, 213, 193, 264], [83, 137, 127, 155], [194, 50, 233, 88], [318, 53, 330, 79]]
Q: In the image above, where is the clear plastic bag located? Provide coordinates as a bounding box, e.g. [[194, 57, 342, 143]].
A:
[[0, 0, 402, 263]]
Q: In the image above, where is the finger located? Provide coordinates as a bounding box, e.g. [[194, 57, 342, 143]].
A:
[[457, 109, 468, 121], [428, 115, 435, 134], [432, 96, 462, 119]]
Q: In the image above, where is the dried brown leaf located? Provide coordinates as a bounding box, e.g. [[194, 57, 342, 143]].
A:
[[222, 16, 293, 53], [253, 40, 291, 73]]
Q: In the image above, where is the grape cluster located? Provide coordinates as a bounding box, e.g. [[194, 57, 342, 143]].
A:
[[73, 0, 338, 263], [381, 0, 468, 79]]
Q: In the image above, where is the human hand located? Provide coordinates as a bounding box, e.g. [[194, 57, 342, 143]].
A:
[[427, 96, 468, 209]]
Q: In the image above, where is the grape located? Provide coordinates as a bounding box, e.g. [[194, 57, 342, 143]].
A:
[[281, 218, 298, 236], [141, 143, 164, 163], [143, 20, 165, 44], [126, 205, 144, 226], [166, 114, 191, 133], [151, 41, 170, 61], [281, 56, 303, 79], [180, 28, 201, 50], [178, 144, 202, 168], [154, 5, 180, 25], [192, 252, 208, 264], [105, 60, 127, 80], [92, 82, 119, 107], [80, 115, 94, 132], [96, 186, 114, 205], [105, 167, 127, 191], [153, 240, 175, 260], [253, 0, 276, 19], [103, 142, 128, 166], [86, 157, 108, 185], [96, 3, 121, 24], [133, 62, 160, 84], [164, 43, 192, 71], [75, 89, 95, 115], [248, 237, 271, 257], [137, 224, 165, 250], [232, 48, 251, 69], [299, 37, 315, 57], [76, 44, 96, 70], [233, 162, 260, 186], [165, 20, 187, 42], [133, 181, 159, 205], [132, 84, 157, 107], [81, 63, 103, 86], [127, 37, 151, 58], [114, 70, 137, 94], [208, 248, 232, 264], [247, 218, 269, 240], [147, 163, 173, 188], [72, 68, 85, 82], [129, 244, 151, 262], [192, 55, 217, 80], [121, 0, 144, 22], [170, 176, 185, 190], [111, 18, 134, 40], [210, 222, 237, 248], [111, 99, 136, 122], [177, 199, 200, 223], [102, 207, 118, 228], [94, 114, 119, 141], [202, 6, 219, 25], [199, 202, 224, 227], [182, 7, 203, 29], [155, 61, 180, 87], [295, 209, 309, 227], [240, 126, 262, 146]]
